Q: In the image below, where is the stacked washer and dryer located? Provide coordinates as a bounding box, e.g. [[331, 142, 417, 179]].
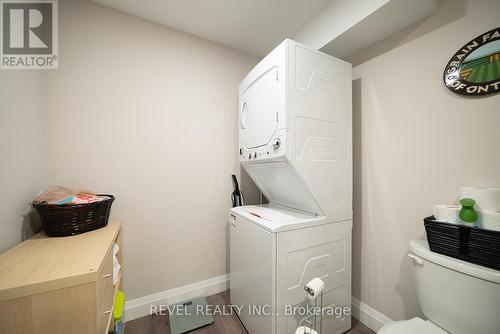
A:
[[229, 39, 353, 334]]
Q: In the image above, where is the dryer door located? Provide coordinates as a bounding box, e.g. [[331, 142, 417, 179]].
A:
[[240, 66, 279, 149]]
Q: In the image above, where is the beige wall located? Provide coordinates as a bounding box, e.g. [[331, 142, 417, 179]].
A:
[[294, 0, 390, 49], [351, 0, 500, 321], [0, 71, 44, 252], [42, 0, 258, 299], [4, 0, 497, 322]]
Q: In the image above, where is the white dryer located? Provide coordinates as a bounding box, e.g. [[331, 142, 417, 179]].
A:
[[230, 39, 352, 334]]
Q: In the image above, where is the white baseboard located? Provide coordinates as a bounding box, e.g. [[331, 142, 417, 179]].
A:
[[351, 297, 393, 332], [124, 274, 229, 321], [124, 274, 392, 332]]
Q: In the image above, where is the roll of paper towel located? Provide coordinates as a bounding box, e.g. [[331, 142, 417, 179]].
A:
[[479, 211, 500, 232], [304, 278, 324, 300], [460, 187, 500, 212], [433, 205, 460, 223]]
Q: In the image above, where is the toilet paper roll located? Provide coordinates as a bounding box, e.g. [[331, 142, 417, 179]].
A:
[[460, 187, 500, 212], [479, 211, 500, 232], [433, 205, 460, 223], [304, 278, 324, 300], [295, 327, 319, 334]]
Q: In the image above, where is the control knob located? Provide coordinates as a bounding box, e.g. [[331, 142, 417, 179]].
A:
[[272, 138, 281, 150]]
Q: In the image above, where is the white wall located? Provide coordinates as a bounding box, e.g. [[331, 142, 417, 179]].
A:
[[352, 0, 500, 321], [294, 0, 390, 49], [0, 71, 44, 252], [42, 0, 258, 300]]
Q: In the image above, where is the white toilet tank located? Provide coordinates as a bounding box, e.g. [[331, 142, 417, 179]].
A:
[[409, 240, 500, 334]]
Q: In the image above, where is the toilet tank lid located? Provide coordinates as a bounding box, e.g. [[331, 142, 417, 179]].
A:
[[410, 240, 500, 284]]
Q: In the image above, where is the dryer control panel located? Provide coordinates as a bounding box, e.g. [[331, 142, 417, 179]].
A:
[[239, 132, 285, 162]]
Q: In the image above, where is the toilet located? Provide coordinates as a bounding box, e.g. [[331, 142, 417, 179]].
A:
[[378, 240, 500, 334]]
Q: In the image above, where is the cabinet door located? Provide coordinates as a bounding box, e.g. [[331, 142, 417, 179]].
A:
[[276, 221, 352, 334], [0, 283, 98, 334], [229, 214, 276, 334]]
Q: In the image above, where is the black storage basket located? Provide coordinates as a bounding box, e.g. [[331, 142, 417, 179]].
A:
[[424, 216, 500, 270], [33, 195, 114, 237]]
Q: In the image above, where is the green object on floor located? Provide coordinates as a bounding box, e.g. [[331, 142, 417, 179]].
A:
[[169, 297, 214, 334], [114, 319, 124, 334], [459, 198, 478, 223]]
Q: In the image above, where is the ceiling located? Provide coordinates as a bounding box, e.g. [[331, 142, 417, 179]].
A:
[[92, 0, 333, 56]]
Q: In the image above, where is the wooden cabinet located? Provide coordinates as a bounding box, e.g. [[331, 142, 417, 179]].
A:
[[0, 220, 122, 334]]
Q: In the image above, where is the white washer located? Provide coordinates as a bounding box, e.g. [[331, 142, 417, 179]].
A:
[[230, 205, 352, 334], [230, 39, 352, 334]]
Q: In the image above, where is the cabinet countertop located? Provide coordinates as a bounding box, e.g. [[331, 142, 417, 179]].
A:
[[0, 219, 121, 302]]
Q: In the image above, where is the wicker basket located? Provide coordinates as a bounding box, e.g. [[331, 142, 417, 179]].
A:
[[424, 216, 500, 270], [33, 195, 114, 237]]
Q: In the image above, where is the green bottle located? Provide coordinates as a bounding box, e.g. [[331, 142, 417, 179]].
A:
[[459, 198, 478, 224]]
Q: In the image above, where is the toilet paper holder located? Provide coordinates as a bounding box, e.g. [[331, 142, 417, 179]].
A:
[[295, 278, 325, 334]]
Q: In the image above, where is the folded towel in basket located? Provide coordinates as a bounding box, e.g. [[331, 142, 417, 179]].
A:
[[34, 185, 107, 205]]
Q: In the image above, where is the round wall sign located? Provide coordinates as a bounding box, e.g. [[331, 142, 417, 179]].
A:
[[444, 27, 500, 97]]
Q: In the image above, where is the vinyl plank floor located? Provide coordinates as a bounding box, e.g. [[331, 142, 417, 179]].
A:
[[125, 291, 375, 334]]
